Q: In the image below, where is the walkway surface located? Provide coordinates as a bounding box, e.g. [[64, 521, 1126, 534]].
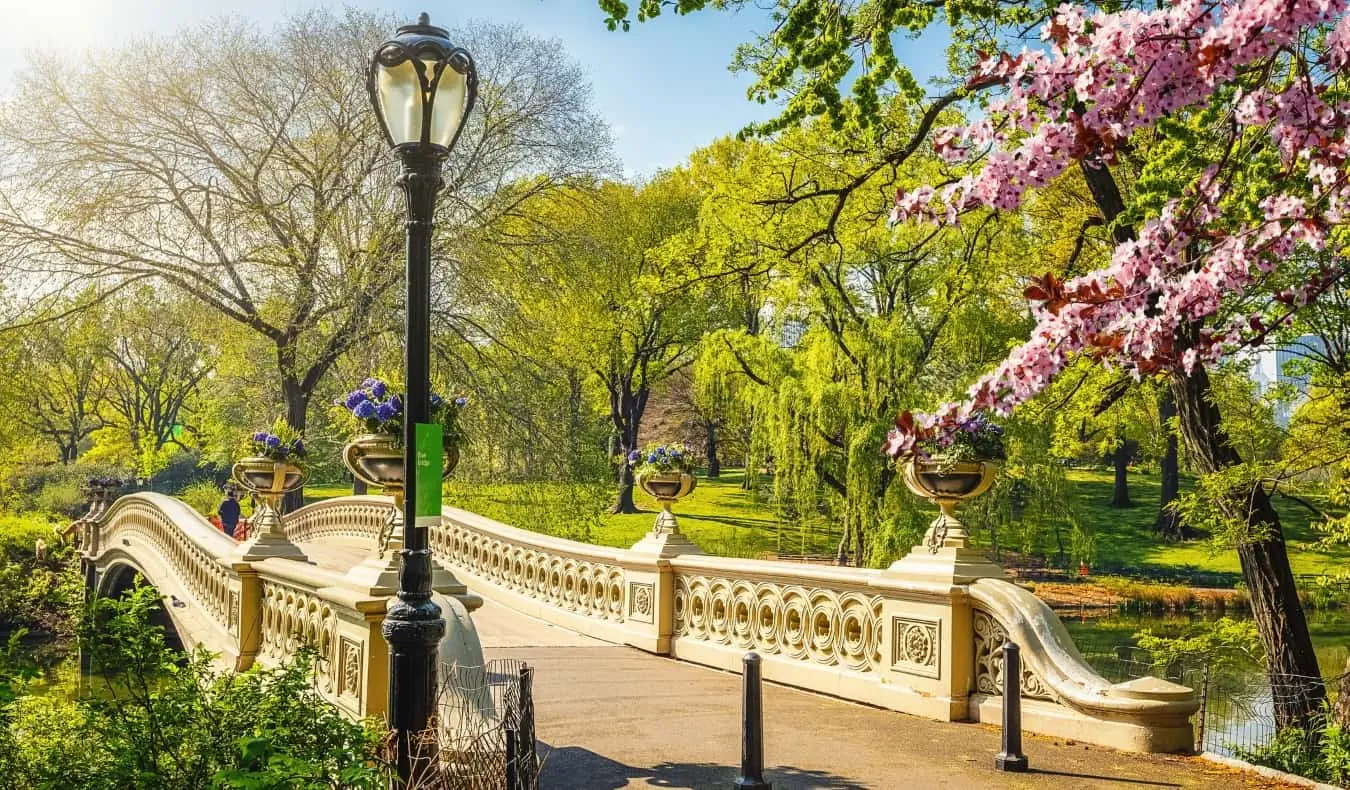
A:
[[473, 599, 1298, 790]]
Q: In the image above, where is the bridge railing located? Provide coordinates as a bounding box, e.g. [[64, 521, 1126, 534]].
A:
[[249, 557, 390, 720], [432, 504, 1198, 754], [85, 493, 392, 720], [431, 507, 668, 651], [89, 494, 241, 660]]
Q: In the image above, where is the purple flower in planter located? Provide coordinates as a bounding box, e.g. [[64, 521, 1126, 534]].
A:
[[375, 402, 397, 422], [389, 395, 402, 413], [344, 390, 368, 409], [361, 377, 378, 390], [371, 379, 388, 398], [647, 452, 658, 463], [430, 394, 444, 408], [293, 440, 305, 455], [264, 435, 281, 448], [454, 396, 468, 407], [627, 450, 640, 464], [253, 431, 268, 442], [353, 400, 376, 420]]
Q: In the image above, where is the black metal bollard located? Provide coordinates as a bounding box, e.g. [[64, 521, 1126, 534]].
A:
[[994, 641, 1029, 772], [733, 652, 772, 790], [505, 727, 518, 790]]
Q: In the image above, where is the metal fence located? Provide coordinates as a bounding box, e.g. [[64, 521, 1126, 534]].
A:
[[432, 659, 539, 790], [1082, 646, 1343, 758]]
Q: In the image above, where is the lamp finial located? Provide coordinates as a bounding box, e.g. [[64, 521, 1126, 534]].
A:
[[418, 12, 430, 25]]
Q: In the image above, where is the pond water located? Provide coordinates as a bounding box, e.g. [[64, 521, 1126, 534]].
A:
[[1064, 609, 1350, 755]]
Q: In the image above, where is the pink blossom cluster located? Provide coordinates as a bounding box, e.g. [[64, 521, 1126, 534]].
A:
[[884, 0, 1350, 458]]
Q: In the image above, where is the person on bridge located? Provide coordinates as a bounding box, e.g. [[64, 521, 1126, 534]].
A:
[[218, 488, 241, 539]]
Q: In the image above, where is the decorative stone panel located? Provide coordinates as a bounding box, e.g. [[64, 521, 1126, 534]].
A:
[[628, 582, 654, 623], [673, 575, 882, 672], [339, 637, 363, 702], [259, 579, 339, 694], [890, 616, 940, 678], [972, 610, 1055, 701], [228, 589, 241, 637]]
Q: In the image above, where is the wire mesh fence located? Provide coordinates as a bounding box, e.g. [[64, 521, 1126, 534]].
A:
[[433, 659, 539, 790], [1080, 645, 1344, 758]]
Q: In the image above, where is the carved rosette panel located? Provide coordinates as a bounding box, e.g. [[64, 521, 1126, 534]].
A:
[[259, 579, 339, 693], [283, 500, 392, 544], [430, 518, 627, 623], [228, 590, 241, 638], [628, 582, 654, 624], [972, 610, 1055, 702], [890, 616, 940, 678], [338, 637, 363, 702], [673, 575, 882, 673]]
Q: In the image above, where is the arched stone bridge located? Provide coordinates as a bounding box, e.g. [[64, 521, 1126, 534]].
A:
[[79, 491, 1199, 753]]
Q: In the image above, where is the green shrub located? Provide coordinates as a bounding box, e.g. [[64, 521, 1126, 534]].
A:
[[32, 480, 85, 519], [1, 462, 124, 515], [179, 480, 226, 518], [0, 514, 79, 641], [1237, 712, 1350, 786], [1, 585, 387, 789]]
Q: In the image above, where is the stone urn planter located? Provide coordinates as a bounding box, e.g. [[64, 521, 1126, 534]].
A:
[[638, 470, 696, 503], [902, 458, 1000, 553], [342, 433, 460, 560], [631, 467, 702, 557], [230, 457, 308, 560]]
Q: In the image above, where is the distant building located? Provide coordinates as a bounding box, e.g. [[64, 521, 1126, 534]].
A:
[[1249, 334, 1324, 426]]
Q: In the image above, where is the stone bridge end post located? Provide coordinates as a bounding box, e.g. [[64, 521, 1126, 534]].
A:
[[873, 542, 1008, 723]]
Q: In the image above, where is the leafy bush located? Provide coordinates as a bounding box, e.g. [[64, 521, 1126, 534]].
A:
[[1237, 713, 1350, 786], [179, 480, 227, 518], [1, 462, 125, 516], [1, 585, 387, 789], [0, 514, 79, 641]]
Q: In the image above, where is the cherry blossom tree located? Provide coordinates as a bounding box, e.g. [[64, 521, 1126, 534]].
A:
[[881, 0, 1350, 727]]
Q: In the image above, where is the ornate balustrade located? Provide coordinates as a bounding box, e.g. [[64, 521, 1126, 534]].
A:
[[90, 494, 241, 662], [83, 493, 393, 718], [251, 558, 390, 719], [430, 504, 1198, 753], [283, 495, 393, 544], [82, 491, 1197, 752], [432, 507, 665, 650]]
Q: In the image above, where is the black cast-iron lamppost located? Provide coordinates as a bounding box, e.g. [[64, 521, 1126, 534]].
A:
[[367, 11, 477, 779]]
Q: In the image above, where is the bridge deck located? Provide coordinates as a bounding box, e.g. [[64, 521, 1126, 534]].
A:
[[472, 600, 1292, 790]]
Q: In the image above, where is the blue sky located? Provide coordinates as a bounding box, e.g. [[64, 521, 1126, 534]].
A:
[[0, 0, 948, 176]]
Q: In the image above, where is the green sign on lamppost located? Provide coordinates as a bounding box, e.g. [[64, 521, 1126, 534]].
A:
[[366, 11, 476, 781]]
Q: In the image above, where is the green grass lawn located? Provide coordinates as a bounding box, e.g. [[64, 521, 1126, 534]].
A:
[[300, 468, 1347, 578], [1066, 468, 1349, 579]]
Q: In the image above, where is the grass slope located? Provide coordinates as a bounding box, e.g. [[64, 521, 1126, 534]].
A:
[[1066, 469, 1349, 578]]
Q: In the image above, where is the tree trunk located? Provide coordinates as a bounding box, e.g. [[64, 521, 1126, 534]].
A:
[[1111, 432, 1132, 508], [1171, 368, 1324, 729], [281, 378, 309, 513], [705, 420, 720, 478], [608, 385, 646, 514], [1156, 391, 1184, 540], [612, 462, 638, 514]]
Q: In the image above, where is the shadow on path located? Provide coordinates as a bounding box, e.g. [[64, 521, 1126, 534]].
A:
[[1028, 767, 1182, 787], [538, 743, 866, 790]]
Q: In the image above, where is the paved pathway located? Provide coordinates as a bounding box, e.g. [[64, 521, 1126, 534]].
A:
[[473, 600, 1297, 790]]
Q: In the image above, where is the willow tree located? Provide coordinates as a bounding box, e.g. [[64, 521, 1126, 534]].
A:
[[466, 174, 716, 513], [687, 120, 1035, 565]]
